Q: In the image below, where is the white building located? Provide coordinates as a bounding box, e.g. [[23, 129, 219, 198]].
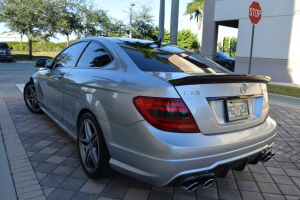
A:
[[0, 32, 28, 42], [201, 0, 300, 85]]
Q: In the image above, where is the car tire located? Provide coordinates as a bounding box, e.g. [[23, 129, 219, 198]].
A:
[[78, 112, 113, 179], [23, 81, 44, 114]]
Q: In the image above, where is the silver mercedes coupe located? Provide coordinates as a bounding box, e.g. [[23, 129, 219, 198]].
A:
[[24, 37, 276, 191]]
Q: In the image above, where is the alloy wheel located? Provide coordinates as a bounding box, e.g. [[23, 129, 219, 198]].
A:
[[78, 119, 100, 172], [24, 84, 41, 112]]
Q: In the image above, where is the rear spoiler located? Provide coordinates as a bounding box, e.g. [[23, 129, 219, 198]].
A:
[[168, 75, 271, 86]]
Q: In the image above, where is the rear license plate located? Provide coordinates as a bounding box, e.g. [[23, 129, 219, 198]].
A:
[[226, 99, 249, 121]]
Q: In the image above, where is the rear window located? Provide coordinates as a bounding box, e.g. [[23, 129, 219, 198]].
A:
[[119, 42, 229, 73], [0, 43, 9, 48]]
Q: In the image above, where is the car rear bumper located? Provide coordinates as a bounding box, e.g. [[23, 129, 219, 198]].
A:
[[101, 117, 276, 186], [166, 144, 273, 187]]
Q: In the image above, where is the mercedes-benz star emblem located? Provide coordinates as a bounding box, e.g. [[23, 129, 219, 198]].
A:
[[240, 84, 247, 94]]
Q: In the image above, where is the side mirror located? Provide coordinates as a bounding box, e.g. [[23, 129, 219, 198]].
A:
[[10, 47, 13, 50], [35, 58, 48, 68]]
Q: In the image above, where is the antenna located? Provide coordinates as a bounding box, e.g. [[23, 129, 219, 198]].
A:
[[154, 39, 162, 48]]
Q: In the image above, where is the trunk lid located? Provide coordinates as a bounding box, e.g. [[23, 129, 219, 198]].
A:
[[146, 72, 270, 134]]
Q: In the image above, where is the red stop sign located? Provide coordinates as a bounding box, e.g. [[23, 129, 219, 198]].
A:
[[249, 2, 262, 24]]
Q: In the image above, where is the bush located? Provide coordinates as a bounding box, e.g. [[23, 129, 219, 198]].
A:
[[217, 37, 237, 58], [223, 37, 230, 53], [163, 29, 170, 44], [229, 37, 237, 58], [177, 29, 199, 51], [4, 42, 67, 52]]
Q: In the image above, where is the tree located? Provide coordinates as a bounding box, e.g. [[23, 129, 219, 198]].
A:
[[217, 42, 223, 52], [0, 0, 57, 59], [229, 37, 237, 58], [130, 3, 158, 40], [106, 19, 127, 37], [164, 29, 198, 51], [184, 0, 205, 46], [79, 5, 109, 37], [54, 0, 84, 45], [177, 29, 199, 51], [79, 4, 126, 38], [217, 37, 237, 57], [164, 29, 170, 44], [223, 37, 230, 53]]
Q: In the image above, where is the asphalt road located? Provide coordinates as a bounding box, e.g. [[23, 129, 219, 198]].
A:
[[0, 61, 36, 83]]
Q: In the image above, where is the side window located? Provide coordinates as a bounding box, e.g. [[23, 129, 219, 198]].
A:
[[52, 42, 87, 68], [76, 42, 112, 68]]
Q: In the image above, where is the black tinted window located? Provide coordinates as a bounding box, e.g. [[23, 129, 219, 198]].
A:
[[120, 42, 229, 73], [77, 42, 112, 68], [53, 42, 87, 68]]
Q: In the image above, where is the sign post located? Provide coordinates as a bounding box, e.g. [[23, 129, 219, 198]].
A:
[[248, 1, 262, 74]]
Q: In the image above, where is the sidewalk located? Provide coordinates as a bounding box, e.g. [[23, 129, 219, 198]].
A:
[[0, 83, 299, 200]]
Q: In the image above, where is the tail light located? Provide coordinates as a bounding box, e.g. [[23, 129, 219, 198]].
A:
[[133, 96, 200, 133]]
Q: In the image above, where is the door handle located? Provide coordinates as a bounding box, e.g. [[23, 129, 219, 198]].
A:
[[58, 73, 65, 79]]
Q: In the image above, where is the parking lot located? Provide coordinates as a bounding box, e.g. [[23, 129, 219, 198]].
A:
[[0, 62, 300, 200]]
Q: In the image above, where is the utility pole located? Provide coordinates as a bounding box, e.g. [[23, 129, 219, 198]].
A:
[[158, 0, 165, 41], [129, 3, 135, 38]]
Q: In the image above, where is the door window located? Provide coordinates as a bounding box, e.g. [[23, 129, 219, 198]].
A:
[[76, 42, 112, 68], [52, 42, 88, 68]]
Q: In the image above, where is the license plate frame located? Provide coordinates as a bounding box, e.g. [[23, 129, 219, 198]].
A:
[[226, 99, 250, 121]]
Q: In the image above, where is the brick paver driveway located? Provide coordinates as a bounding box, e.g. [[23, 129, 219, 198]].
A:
[[1, 96, 300, 200]]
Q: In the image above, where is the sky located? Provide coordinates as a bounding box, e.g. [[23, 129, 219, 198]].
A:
[[0, 0, 237, 43]]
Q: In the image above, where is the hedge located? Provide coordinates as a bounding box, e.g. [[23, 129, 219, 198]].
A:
[[3, 42, 67, 52]]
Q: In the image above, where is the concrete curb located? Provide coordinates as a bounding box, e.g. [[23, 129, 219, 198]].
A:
[[269, 81, 300, 89], [0, 127, 17, 200], [16, 61, 35, 63], [268, 93, 300, 108]]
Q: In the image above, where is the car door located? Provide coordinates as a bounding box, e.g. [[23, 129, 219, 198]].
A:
[[62, 41, 113, 132], [37, 41, 88, 121]]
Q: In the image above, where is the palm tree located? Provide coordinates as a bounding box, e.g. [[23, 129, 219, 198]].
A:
[[184, 0, 205, 48]]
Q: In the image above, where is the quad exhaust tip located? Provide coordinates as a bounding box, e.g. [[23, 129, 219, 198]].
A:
[[185, 182, 200, 192], [263, 155, 272, 162], [181, 150, 275, 192], [203, 179, 214, 188], [262, 152, 275, 162], [181, 178, 215, 192]]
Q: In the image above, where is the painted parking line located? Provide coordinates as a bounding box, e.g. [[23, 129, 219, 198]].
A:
[[16, 84, 25, 93]]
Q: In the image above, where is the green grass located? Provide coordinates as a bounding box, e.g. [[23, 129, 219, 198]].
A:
[[267, 84, 300, 98], [12, 51, 59, 61]]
